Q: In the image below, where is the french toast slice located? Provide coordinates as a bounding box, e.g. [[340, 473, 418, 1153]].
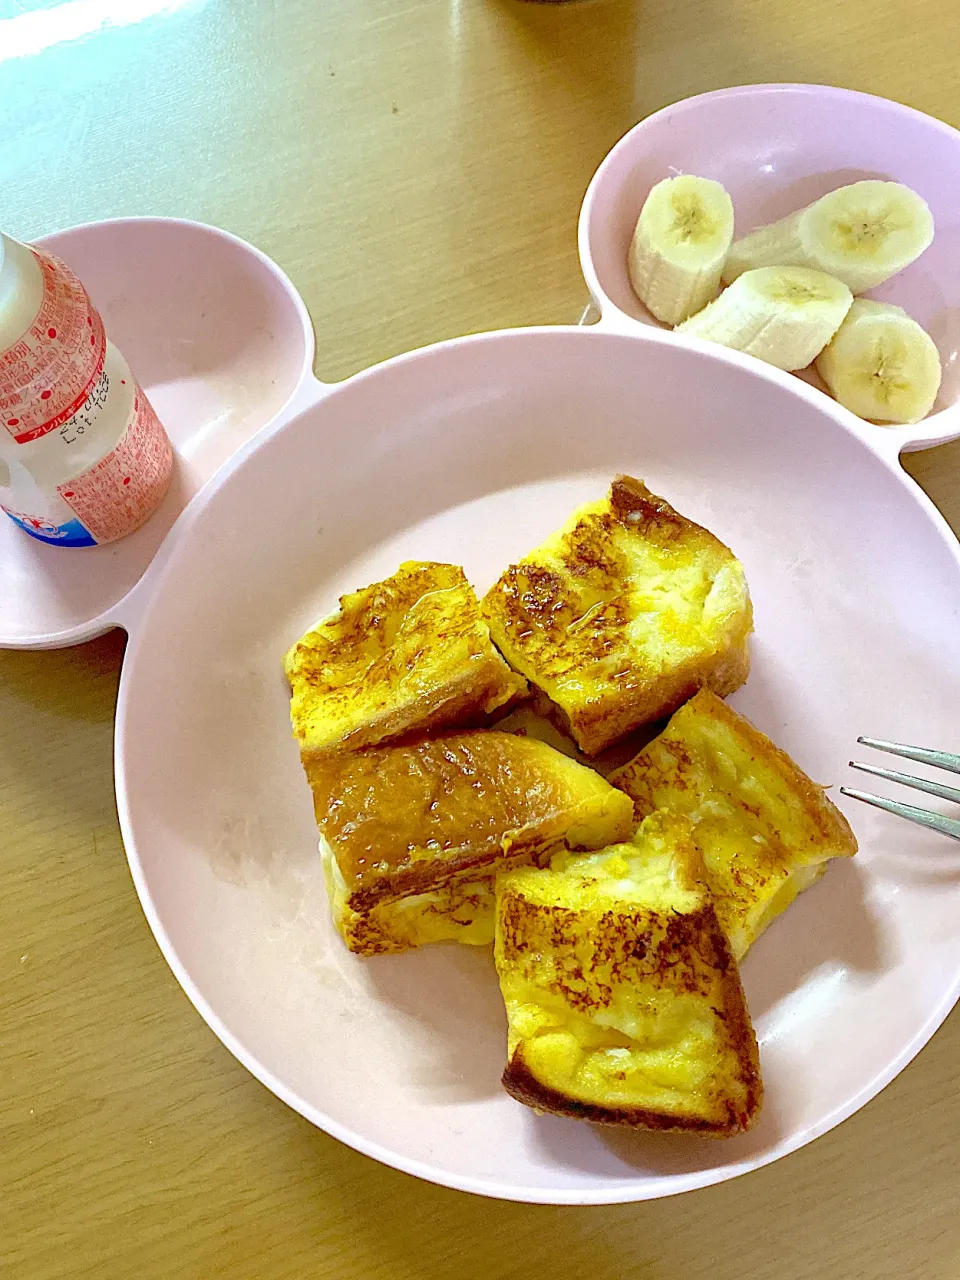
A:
[[610, 690, 858, 960], [482, 476, 753, 755], [320, 867, 499, 958], [307, 729, 635, 956], [285, 561, 527, 761], [495, 813, 762, 1134]]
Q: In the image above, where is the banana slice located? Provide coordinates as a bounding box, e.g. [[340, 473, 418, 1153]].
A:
[[722, 181, 934, 294], [675, 266, 852, 371], [815, 298, 942, 424], [628, 175, 735, 325]]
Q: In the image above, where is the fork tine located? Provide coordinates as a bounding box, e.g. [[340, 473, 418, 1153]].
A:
[[840, 786, 960, 840], [849, 760, 960, 806], [857, 737, 960, 776]]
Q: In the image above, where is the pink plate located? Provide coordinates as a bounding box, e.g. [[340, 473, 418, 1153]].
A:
[[115, 323, 960, 1204]]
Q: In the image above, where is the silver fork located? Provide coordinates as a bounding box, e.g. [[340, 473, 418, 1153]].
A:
[[841, 738, 960, 840]]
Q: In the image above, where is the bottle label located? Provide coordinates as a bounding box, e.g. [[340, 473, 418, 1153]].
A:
[[56, 386, 173, 543], [2, 383, 173, 547], [0, 249, 107, 445], [1, 508, 97, 547]]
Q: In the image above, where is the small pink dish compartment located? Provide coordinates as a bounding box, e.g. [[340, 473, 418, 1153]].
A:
[[0, 217, 318, 649], [578, 83, 960, 450]]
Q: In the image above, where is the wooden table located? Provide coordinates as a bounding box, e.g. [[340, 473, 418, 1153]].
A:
[[4, 2, 960, 1276]]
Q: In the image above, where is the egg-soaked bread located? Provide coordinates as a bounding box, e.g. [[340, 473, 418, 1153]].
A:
[[611, 691, 858, 960], [495, 813, 762, 1135], [482, 477, 753, 755], [286, 561, 526, 761], [318, 867, 500, 958], [307, 729, 635, 956]]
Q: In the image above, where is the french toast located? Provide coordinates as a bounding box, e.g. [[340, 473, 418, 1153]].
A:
[[286, 561, 527, 761], [495, 813, 762, 1134], [318, 867, 500, 958], [482, 476, 753, 755], [610, 690, 858, 960], [307, 729, 635, 956]]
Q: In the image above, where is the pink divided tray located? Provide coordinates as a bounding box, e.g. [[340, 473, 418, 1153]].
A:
[[6, 85, 960, 1207]]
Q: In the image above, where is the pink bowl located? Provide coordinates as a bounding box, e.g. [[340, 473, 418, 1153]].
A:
[[579, 84, 960, 439]]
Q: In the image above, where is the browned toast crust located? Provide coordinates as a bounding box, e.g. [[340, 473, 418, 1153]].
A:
[[335, 868, 501, 957], [494, 823, 763, 1135], [502, 1034, 761, 1136], [287, 561, 527, 760], [483, 477, 752, 755], [308, 729, 634, 913], [613, 689, 857, 853], [610, 690, 857, 959]]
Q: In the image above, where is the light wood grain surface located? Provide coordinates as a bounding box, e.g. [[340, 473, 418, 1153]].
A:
[[4, 1, 960, 1276]]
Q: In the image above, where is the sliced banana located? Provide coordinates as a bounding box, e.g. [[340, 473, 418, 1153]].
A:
[[815, 298, 942, 424], [722, 181, 934, 294], [675, 266, 853, 371], [628, 175, 735, 325]]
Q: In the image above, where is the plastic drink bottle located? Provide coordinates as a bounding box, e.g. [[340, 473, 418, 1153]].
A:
[[0, 232, 173, 548]]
